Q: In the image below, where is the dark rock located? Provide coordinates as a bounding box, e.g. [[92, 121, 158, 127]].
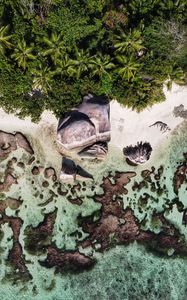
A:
[[32, 166, 40, 175], [24, 211, 57, 255], [173, 104, 187, 119], [61, 157, 93, 181], [57, 94, 110, 159], [123, 141, 152, 165], [40, 247, 95, 272], [173, 163, 187, 194]]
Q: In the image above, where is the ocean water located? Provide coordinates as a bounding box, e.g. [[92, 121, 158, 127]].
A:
[[1, 243, 187, 300], [0, 120, 187, 300]]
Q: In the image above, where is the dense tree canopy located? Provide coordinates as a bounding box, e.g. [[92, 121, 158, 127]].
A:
[[0, 0, 186, 120]]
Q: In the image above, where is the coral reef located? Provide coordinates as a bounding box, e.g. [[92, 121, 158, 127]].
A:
[[173, 153, 187, 194], [0, 126, 187, 300], [40, 247, 95, 272], [78, 171, 187, 256]]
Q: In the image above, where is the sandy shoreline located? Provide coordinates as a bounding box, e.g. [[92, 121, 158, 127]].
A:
[[0, 83, 187, 173], [110, 83, 187, 152], [0, 109, 62, 174]]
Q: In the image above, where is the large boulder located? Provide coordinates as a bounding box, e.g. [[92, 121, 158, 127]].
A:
[[123, 141, 152, 165], [57, 94, 110, 158]]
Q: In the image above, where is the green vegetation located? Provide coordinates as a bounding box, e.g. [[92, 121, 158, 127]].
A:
[[0, 0, 186, 120]]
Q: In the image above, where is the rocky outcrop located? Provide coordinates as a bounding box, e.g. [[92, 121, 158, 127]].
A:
[[0, 131, 34, 159], [78, 142, 108, 159], [57, 94, 111, 182], [57, 94, 110, 159], [60, 157, 93, 182], [173, 104, 187, 119], [123, 141, 152, 165]]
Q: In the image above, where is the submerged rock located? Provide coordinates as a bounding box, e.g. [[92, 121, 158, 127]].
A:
[[40, 247, 95, 272], [123, 141, 152, 165]]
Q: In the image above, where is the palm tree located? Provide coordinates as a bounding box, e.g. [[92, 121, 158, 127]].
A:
[[31, 64, 55, 94], [166, 65, 186, 90], [0, 25, 13, 55], [159, 0, 186, 15], [42, 32, 66, 65], [89, 54, 115, 78], [11, 40, 36, 70], [116, 55, 141, 82], [70, 48, 93, 79], [114, 29, 145, 55], [55, 54, 76, 78], [8, 0, 35, 17], [128, 0, 160, 15]]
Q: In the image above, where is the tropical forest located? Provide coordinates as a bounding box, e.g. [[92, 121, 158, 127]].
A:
[[0, 0, 186, 120]]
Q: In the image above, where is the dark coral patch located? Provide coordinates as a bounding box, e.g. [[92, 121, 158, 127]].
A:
[[173, 162, 187, 194], [0, 216, 31, 281], [40, 247, 95, 273], [24, 210, 57, 255]]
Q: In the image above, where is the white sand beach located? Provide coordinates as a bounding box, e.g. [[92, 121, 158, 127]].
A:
[[0, 83, 186, 171], [110, 83, 187, 154]]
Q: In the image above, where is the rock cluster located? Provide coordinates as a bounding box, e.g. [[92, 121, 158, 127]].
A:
[[123, 141, 152, 165], [57, 94, 110, 157], [173, 104, 187, 119], [57, 94, 111, 181]]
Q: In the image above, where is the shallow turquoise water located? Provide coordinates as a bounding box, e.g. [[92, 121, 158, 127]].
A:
[[1, 243, 187, 300], [0, 120, 187, 299]]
